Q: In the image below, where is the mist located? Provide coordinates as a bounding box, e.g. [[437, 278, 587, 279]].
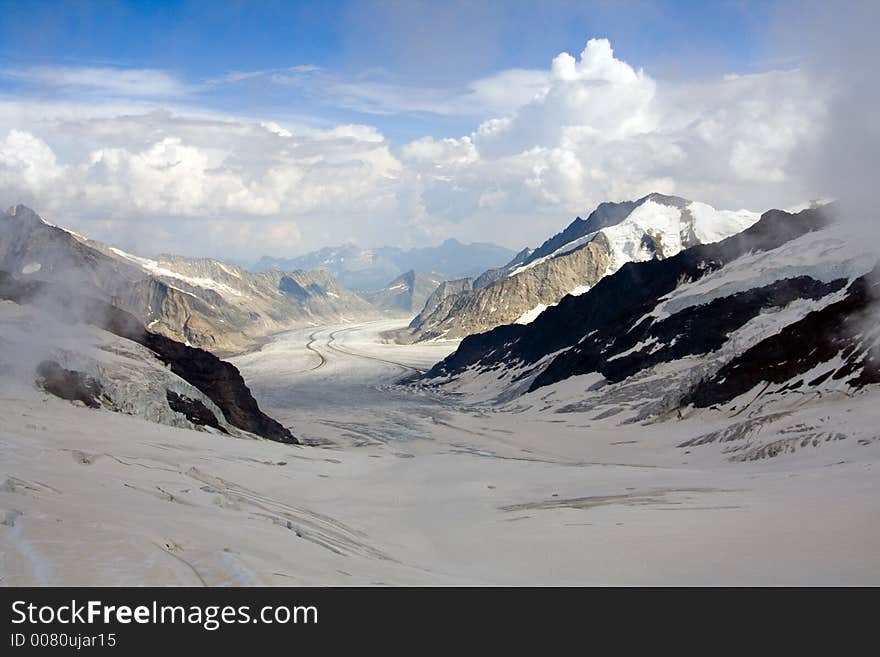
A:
[[772, 0, 880, 244]]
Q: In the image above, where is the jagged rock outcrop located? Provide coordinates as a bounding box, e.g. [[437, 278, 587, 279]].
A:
[[400, 193, 760, 343], [412, 277, 476, 329], [0, 270, 296, 443], [403, 242, 610, 341], [35, 360, 104, 409], [166, 390, 229, 433]]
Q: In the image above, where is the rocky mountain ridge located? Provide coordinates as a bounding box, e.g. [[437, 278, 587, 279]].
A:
[[419, 205, 880, 448], [398, 193, 760, 343], [0, 205, 379, 354]]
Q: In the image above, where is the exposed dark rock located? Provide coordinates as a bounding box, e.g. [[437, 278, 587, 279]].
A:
[[684, 267, 880, 407], [278, 275, 310, 301], [35, 360, 103, 408], [403, 193, 733, 343], [1, 271, 297, 443], [166, 390, 228, 433], [425, 206, 835, 395], [362, 270, 449, 315], [538, 275, 847, 388], [142, 330, 296, 443]]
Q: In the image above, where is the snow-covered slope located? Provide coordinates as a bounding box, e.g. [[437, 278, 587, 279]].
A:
[[399, 193, 760, 343], [0, 284, 296, 444], [0, 300, 242, 435], [419, 206, 880, 462], [0, 268, 297, 442]]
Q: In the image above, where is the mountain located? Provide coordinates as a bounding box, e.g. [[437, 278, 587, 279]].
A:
[[360, 270, 449, 315], [0, 205, 379, 354], [398, 193, 760, 343], [253, 239, 517, 292], [418, 205, 880, 459], [255, 243, 401, 292], [0, 271, 296, 443]]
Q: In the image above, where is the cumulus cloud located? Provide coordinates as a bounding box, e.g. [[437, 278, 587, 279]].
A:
[[473, 39, 658, 156], [83, 128, 395, 219], [403, 38, 824, 245], [0, 34, 841, 260], [400, 136, 478, 167], [0, 130, 66, 197], [0, 109, 404, 259]]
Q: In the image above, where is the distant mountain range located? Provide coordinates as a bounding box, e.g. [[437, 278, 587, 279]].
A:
[[360, 270, 449, 315], [397, 193, 761, 343], [0, 205, 380, 354], [253, 239, 517, 292]]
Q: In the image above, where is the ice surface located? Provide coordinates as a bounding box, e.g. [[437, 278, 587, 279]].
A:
[[1, 312, 878, 585]]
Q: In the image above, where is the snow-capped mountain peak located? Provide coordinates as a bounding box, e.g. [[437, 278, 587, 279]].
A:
[[402, 193, 761, 343]]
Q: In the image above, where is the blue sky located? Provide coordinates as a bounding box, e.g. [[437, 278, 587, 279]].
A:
[[0, 0, 777, 143], [0, 1, 864, 261]]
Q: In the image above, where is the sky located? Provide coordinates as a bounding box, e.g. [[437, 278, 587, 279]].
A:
[[0, 0, 874, 263]]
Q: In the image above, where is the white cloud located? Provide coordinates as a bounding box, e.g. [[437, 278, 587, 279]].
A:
[[766, 0, 879, 246], [1, 66, 191, 97], [0, 37, 833, 260], [402, 39, 823, 245], [400, 136, 478, 167], [473, 39, 658, 158], [0, 110, 404, 259], [269, 65, 550, 117], [0, 130, 65, 195]]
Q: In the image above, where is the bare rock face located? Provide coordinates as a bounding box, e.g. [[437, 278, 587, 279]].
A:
[[362, 270, 450, 315], [141, 329, 296, 443], [683, 266, 880, 407], [165, 390, 228, 434], [401, 193, 760, 343], [35, 360, 104, 409], [0, 206, 379, 355], [406, 242, 611, 341], [412, 277, 475, 328], [90, 249, 380, 354]]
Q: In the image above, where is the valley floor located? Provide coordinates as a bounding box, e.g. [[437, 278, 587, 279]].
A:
[[2, 319, 879, 585]]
